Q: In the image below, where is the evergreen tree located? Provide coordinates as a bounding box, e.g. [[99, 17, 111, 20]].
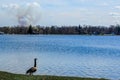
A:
[[27, 25, 33, 34]]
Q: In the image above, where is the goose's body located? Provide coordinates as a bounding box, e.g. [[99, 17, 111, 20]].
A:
[[26, 58, 37, 75]]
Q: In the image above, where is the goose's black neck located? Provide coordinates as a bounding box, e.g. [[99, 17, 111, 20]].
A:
[[34, 59, 37, 67]]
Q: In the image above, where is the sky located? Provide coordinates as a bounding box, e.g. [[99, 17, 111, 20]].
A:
[[0, 0, 120, 26]]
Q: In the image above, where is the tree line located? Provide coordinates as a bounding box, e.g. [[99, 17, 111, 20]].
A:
[[0, 24, 120, 35]]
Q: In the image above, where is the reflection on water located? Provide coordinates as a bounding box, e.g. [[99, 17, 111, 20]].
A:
[[0, 35, 120, 79]]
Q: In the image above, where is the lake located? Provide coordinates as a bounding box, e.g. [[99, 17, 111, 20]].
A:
[[0, 35, 120, 79]]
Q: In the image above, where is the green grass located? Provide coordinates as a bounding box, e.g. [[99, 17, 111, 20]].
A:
[[0, 71, 108, 80]]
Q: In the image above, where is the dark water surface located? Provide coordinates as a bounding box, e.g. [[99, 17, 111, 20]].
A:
[[0, 35, 120, 79]]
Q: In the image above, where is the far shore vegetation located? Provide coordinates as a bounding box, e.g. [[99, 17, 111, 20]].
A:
[[0, 24, 120, 35], [0, 71, 108, 80]]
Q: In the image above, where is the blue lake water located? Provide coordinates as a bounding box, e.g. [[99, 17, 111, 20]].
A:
[[0, 35, 120, 79]]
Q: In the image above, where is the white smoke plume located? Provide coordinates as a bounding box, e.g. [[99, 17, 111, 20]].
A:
[[1, 2, 41, 26]]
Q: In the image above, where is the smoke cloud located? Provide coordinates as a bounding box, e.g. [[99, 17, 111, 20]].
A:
[[1, 2, 41, 26]]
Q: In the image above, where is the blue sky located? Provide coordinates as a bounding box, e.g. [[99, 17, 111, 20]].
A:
[[0, 0, 120, 26]]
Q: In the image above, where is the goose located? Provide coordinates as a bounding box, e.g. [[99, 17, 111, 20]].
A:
[[26, 58, 37, 75]]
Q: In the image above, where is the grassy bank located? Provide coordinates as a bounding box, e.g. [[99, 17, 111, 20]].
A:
[[0, 71, 108, 80]]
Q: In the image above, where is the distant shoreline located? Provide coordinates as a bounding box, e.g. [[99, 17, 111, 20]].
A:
[[0, 33, 119, 36], [0, 24, 120, 35]]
